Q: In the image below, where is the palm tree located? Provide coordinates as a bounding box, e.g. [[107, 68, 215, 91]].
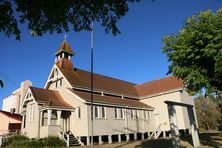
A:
[[0, 79, 3, 88]]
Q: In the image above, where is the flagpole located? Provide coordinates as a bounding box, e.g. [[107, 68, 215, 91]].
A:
[[90, 21, 94, 148]]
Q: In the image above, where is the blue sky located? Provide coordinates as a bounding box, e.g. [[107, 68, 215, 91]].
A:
[[0, 0, 221, 108]]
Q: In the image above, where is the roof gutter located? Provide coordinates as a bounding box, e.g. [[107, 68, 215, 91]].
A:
[[85, 101, 154, 110]]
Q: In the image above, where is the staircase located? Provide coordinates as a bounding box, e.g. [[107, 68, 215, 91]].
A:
[[60, 130, 82, 147], [149, 124, 162, 139], [68, 132, 81, 147]]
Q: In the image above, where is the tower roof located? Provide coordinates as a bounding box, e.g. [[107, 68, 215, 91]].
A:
[[55, 39, 75, 56]]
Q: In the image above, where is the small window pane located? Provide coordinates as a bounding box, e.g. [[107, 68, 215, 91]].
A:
[[101, 107, 105, 118], [131, 110, 133, 119], [120, 109, 123, 119], [114, 108, 118, 118], [95, 106, 99, 118], [77, 107, 81, 119], [135, 110, 138, 119]]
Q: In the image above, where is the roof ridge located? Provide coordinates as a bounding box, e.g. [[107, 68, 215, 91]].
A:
[[135, 75, 176, 87]]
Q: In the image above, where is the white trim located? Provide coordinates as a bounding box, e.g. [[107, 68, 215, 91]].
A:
[[139, 88, 183, 99], [44, 65, 58, 89], [21, 88, 36, 107], [44, 64, 73, 89]]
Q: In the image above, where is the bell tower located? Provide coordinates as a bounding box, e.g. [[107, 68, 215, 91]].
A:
[[55, 38, 75, 61], [54, 38, 75, 71]]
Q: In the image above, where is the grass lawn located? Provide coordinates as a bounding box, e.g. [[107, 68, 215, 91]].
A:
[[76, 132, 222, 148]]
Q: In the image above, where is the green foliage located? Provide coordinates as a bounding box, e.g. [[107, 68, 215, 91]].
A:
[[2, 134, 29, 147], [2, 135, 66, 148], [42, 136, 66, 147], [195, 96, 221, 130], [0, 0, 142, 40], [162, 9, 222, 95]]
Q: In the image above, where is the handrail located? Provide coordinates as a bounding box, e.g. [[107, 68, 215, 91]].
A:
[[59, 129, 69, 147], [149, 124, 162, 139]]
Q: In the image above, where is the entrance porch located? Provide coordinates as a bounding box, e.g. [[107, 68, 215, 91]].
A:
[[39, 108, 73, 138]]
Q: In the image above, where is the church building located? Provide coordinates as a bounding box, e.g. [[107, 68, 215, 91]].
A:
[[20, 40, 197, 146]]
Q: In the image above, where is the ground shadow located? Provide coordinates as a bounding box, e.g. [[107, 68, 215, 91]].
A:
[[180, 132, 222, 148], [133, 138, 186, 148]]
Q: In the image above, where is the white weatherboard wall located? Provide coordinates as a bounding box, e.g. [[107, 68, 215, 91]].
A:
[[140, 90, 194, 131]]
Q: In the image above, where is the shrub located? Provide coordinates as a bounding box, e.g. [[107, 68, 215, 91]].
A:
[[2, 134, 29, 147], [43, 136, 66, 147], [2, 135, 66, 148]]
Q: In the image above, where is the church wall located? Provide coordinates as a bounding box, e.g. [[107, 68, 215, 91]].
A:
[[87, 105, 155, 136], [23, 101, 39, 138], [57, 86, 89, 136], [140, 91, 188, 131]]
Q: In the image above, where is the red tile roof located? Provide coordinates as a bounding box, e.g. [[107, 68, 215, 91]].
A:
[[56, 58, 73, 71], [68, 89, 153, 109], [55, 40, 75, 56], [135, 76, 183, 97], [57, 64, 139, 97], [30, 87, 73, 109], [0, 110, 22, 121]]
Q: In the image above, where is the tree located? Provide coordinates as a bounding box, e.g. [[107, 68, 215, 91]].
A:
[[0, 0, 142, 40], [195, 96, 221, 130], [162, 9, 222, 95]]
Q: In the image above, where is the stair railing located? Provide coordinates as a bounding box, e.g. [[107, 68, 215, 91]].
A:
[[149, 124, 162, 139], [59, 129, 69, 147]]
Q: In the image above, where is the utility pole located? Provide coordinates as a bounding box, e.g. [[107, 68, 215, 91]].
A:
[[90, 21, 94, 148]]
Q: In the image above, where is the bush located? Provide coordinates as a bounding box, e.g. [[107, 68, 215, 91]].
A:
[[42, 136, 66, 147], [2, 134, 29, 147], [2, 135, 66, 148]]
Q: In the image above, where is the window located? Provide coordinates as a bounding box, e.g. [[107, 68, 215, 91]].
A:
[[144, 111, 148, 119], [114, 108, 124, 119], [29, 104, 34, 121], [77, 107, 81, 119], [94, 106, 106, 119], [101, 107, 106, 118], [60, 79, 62, 86], [23, 115, 26, 128], [131, 109, 134, 119], [148, 111, 152, 119], [120, 109, 123, 119], [135, 110, 139, 119], [114, 108, 118, 119], [95, 106, 99, 118], [55, 69, 58, 76], [120, 109, 125, 119]]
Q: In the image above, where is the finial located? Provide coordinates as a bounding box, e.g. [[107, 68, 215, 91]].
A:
[[64, 33, 68, 41]]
